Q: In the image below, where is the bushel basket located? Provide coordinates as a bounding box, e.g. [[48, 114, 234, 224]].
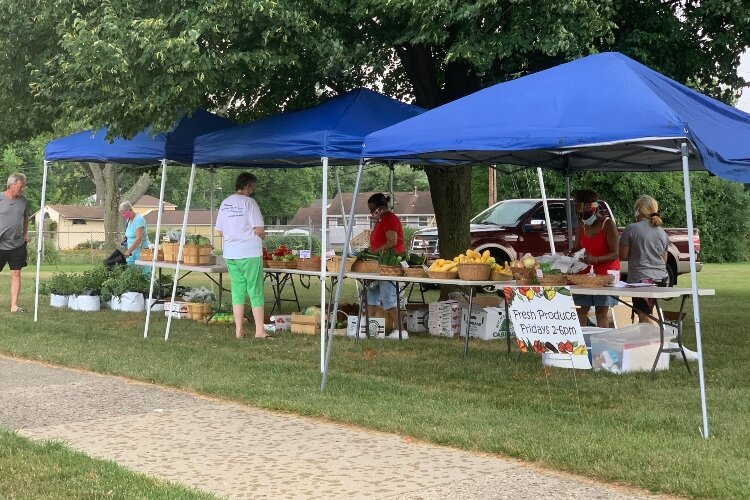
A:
[[297, 258, 323, 271], [403, 267, 427, 278], [566, 274, 614, 288], [267, 260, 298, 269], [326, 256, 356, 273], [537, 274, 568, 286], [511, 267, 537, 285], [379, 265, 404, 277], [351, 260, 379, 274], [427, 270, 458, 280], [489, 270, 514, 282], [457, 263, 491, 281]]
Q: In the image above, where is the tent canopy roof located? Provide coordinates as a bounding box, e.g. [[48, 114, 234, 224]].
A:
[[44, 109, 234, 165], [193, 88, 424, 167], [362, 52, 750, 182]]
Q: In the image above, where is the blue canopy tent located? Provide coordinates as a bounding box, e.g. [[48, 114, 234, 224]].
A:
[[36, 109, 235, 340], [324, 53, 750, 436], [188, 88, 424, 364]]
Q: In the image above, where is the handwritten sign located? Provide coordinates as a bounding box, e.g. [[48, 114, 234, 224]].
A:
[[504, 286, 591, 369], [299, 249, 312, 259]]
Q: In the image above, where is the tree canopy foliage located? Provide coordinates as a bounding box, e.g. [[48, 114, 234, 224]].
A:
[[0, 0, 748, 260]]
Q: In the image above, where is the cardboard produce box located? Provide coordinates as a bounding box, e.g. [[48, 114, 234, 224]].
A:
[[164, 300, 189, 319], [459, 306, 512, 340], [428, 300, 461, 337], [270, 314, 292, 332], [291, 312, 321, 335], [405, 305, 429, 333], [347, 315, 386, 338]]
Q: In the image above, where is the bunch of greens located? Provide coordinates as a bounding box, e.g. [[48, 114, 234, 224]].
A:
[[377, 249, 405, 266]]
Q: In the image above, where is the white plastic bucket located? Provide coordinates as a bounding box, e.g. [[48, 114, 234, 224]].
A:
[[68, 295, 78, 311], [50, 294, 68, 308], [120, 292, 145, 313], [111, 296, 121, 311], [76, 295, 101, 312]]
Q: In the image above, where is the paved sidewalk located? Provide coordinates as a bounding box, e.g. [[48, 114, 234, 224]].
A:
[[0, 355, 667, 499]]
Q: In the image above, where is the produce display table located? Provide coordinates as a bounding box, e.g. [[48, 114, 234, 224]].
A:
[[264, 268, 333, 315], [344, 272, 504, 353]]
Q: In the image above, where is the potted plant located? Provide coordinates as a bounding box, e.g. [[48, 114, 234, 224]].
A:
[[118, 267, 151, 312], [45, 272, 76, 308]]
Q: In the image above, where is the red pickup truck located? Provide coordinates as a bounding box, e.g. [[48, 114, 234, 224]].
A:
[[411, 198, 701, 285]]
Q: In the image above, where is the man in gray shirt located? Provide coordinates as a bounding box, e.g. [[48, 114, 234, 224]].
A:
[[0, 173, 30, 312]]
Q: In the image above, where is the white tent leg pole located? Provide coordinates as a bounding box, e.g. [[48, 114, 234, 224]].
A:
[[165, 164, 197, 341], [144, 160, 167, 338], [34, 160, 50, 322], [320, 157, 329, 373], [335, 166, 347, 235], [322, 160, 363, 391], [536, 167, 555, 254], [680, 142, 709, 438]]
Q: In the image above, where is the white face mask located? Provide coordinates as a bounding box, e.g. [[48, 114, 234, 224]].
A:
[[634, 210, 640, 220], [583, 213, 597, 226]]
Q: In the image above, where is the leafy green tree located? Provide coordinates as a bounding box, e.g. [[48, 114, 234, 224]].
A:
[[2, 0, 749, 260]]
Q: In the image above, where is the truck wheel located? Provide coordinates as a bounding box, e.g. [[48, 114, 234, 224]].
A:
[[667, 260, 677, 287], [489, 249, 511, 267]]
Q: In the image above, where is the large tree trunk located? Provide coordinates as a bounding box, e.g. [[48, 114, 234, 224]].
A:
[[79, 162, 151, 250], [101, 163, 120, 250], [425, 165, 473, 258]]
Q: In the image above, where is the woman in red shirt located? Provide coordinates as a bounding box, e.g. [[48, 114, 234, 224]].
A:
[[572, 189, 620, 328], [366, 193, 407, 339]]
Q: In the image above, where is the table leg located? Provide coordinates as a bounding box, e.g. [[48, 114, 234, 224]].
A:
[[674, 296, 691, 372], [649, 300, 666, 378], [504, 294, 512, 355], [394, 280, 403, 339], [463, 286, 474, 357]]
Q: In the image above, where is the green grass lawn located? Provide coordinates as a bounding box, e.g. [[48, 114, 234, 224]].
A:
[[1, 264, 749, 498], [0, 429, 215, 499]]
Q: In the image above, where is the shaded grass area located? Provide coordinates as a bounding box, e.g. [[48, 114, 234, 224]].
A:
[[0, 429, 215, 499], [1, 264, 749, 497]]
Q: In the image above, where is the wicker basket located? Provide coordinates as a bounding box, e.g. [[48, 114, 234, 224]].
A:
[[403, 267, 428, 278], [379, 265, 404, 276], [326, 256, 356, 273], [567, 274, 615, 288], [351, 260, 380, 274], [267, 260, 298, 269], [511, 267, 537, 285], [489, 271, 514, 282], [537, 274, 568, 286], [427, 270, 459, 280], [296, 258, 323, 271], [457, 263, 492, 281]]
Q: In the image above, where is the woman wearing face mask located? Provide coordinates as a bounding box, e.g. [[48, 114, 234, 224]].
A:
[[366, 193, 408, 340], [619, 195, 669, 324], [119, 201, 150, 267], [571, 189, 620, 328], [216, 172, 269, 339]]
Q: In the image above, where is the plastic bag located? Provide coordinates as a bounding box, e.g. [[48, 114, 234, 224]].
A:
[[537, 251, 587, 274], [182, 286, 215, 304]]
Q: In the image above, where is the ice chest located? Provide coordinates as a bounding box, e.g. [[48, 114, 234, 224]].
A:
[[591, 323, 670, 373]]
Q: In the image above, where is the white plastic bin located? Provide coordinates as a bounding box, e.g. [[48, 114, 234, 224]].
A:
[[591, 323, 670, 373]]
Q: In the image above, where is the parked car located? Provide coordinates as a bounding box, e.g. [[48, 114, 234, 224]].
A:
[[411, 198, 701, 285]]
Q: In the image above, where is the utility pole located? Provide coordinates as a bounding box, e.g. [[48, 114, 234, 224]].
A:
[[488, 165, 497, 206]]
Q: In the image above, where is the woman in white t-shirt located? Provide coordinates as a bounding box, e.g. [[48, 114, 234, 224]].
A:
[[215, 172, 269, 339]]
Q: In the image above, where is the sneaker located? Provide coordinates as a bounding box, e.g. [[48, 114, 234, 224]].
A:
[[387, 330, 409, 340]]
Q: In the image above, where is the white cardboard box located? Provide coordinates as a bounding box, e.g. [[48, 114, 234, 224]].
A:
[[347, 315, 386, 338], [459, 306, 511, 340], [164, 301, 189, 319], [270, 314, 292, 332], [406, 307, 429, 333], [428, 300, 462, 337]]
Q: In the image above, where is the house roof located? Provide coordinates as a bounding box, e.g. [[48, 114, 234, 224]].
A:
[[143, 210, 216, 226], [135, 195, 176, 209], [290, 191, 434, 225], [44, 195, 177, 220]]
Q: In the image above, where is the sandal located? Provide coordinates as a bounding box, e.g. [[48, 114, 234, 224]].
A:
[[11, 307, 26, 313], [254, 335, 275, 340]]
